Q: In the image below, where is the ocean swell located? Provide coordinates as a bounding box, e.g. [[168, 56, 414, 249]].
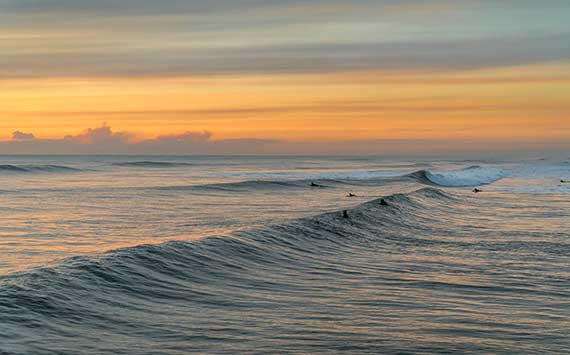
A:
[[0, 187, 448, 313], [1, 187, 567, 354], [0, 164, 81, 174], [228, 170, 406, 180], [112, 161, 195, 168]]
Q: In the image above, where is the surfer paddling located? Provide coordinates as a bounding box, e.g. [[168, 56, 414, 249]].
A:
[[310, 182, 324, 188], [347, 193, 357, 197], [472, 188, 482, 193]]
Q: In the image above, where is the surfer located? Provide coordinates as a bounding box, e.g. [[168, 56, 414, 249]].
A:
[[342, 210, 349, 218], [310, 182, 324, 187], [380, 199, 389, 206], [561, 179, 567, 183], [473, 188, 482, 193], [347, 193, 357, 197]]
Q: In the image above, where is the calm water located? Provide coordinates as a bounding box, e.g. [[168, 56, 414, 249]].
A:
[[0, 156, 569, 354]]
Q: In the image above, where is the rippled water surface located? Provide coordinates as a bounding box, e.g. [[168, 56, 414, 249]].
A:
[[0, 156, 569, 354]]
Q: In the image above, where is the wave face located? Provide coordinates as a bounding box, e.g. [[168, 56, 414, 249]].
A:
[[1, 188, 568, 354], [419, 166, 508, 187], [0, 164, 81, 174], [112, 161, 195, 168]]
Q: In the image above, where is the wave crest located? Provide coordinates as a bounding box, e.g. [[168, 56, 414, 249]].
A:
[[420, 166, 507, 187]]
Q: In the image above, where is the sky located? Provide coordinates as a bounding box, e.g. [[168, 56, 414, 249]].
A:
[[1, 0, 569, 155]]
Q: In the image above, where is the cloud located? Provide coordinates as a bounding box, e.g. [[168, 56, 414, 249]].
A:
[[0, 125, 278, 155], [1, 0, 569, 78], [0, 0, 389, 16], [1, 124, 569, 156], [62, 124, 132, 144], [12, 131, 35, 140], [2, 32, 568, 79]]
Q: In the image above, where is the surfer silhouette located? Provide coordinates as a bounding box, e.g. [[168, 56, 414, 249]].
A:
[[310, 182, 324, 187], [380, 199, 389, 206], [347, 193, 357, 197], [342, 210, 349, 218], [473, 188, 482, 193]]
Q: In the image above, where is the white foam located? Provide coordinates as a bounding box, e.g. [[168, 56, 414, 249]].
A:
[[425, 166, 508, 187]]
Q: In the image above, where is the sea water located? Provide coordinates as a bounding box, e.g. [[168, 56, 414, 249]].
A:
[[0, 156, 568, 354]]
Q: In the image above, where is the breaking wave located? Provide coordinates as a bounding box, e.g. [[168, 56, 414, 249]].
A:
[[411, 166, 508, 187], [156, 166, 509, 192]]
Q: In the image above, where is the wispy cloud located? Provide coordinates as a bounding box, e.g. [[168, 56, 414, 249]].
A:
[[2, 32, 569, 79], [1, 0, 569, 78]]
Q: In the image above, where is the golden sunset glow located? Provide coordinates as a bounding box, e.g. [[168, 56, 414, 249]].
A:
[[3, 63, 569, 141], [1, 1, 569, 154]]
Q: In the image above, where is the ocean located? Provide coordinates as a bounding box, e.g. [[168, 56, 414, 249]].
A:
[[0, 155, 568, 354]]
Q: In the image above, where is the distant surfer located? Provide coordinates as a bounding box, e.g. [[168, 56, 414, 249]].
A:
[[310, 182, 324, 187], [380, 199, 389, 206], [473, 188, 482, 193], [561, 179, 568, 184], [342, 210, 349, 218], [347, 192, 357, 197]]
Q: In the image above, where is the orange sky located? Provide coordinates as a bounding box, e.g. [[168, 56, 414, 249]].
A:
[[1, 0, 569, 154], [2, 63, 569, 143]]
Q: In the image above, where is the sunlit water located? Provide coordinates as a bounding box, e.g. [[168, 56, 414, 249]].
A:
[[0, 156, 569, 354]]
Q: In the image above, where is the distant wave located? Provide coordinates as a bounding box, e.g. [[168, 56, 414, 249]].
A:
[[229, 170, 407, 180], [112, 161, 195, 168], [409, 166, 508, 187], [205, 167, 507, 190], [157, 166, 506, 192], [158, 179, 334, 192], [0, 164, 81, 174], [156, 170, 410, 192]]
